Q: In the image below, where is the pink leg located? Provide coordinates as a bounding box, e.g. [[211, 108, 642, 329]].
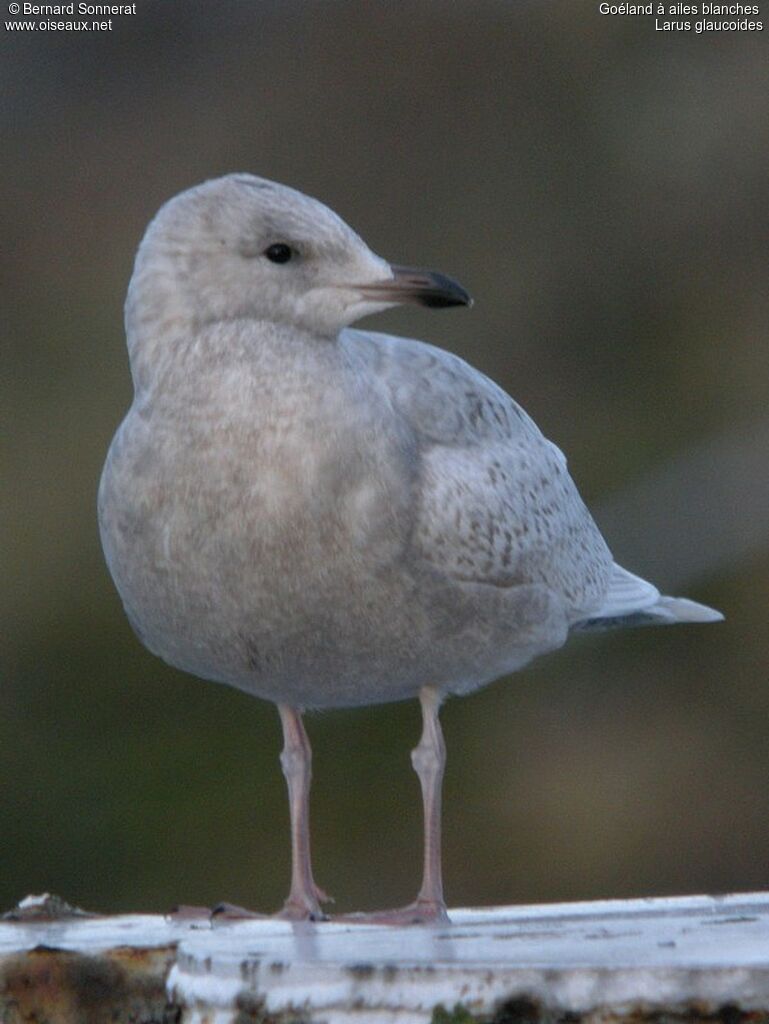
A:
[[173, 706, 330, 924], [336, 686, 449, 925], [411, 686, 447, 917], [277, 704, 330, 920]]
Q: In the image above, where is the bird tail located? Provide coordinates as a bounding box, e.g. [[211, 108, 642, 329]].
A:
[[572, 563, 724, 633]]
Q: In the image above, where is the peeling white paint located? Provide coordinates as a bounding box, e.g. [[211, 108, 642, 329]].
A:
[[2, 892, 769, 1022]]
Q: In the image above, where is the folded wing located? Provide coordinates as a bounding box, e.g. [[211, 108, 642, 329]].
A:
[[344, 329, 615, 619], [572, 563, 723, 631]]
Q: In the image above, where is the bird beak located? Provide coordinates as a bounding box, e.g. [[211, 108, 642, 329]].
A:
[[356, 265, 473, 309]]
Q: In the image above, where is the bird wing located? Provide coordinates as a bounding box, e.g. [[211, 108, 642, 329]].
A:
[[572, 563, 724, 631], [343, 329, 614, 616]]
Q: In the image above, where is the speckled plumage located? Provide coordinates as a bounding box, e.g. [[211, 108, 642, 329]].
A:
[[98, 174, 721, 711]]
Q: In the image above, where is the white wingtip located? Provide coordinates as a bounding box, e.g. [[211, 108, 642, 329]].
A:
[[574, 564, 724, 632], [651, 596, 725, 624]]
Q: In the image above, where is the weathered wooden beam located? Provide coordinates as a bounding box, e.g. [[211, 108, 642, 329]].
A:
[[2, 892, 768, 1023]]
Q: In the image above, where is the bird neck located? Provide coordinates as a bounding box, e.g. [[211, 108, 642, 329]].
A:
[[124, 244, 197, 394]]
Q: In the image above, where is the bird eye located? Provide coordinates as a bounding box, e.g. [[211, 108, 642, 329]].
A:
[[264, 243, 294, 264]]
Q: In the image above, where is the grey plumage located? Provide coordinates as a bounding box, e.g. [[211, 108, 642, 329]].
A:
[[99, 173, 721, 712], [99, 174, 723, 920]]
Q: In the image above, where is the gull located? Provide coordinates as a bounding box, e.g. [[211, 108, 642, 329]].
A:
[[98, 174, 722, 924]]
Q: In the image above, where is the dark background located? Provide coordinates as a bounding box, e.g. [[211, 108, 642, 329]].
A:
[[3, 1, 767, 915]]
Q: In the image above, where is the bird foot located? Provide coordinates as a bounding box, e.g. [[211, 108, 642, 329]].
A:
[[334, 898, 449, 926], [166, 903, 266, 923], [168, 886, 333, 924], [210, 902, 268, 921], [275, 885, 333, 922], [275, 899, 327, 922]]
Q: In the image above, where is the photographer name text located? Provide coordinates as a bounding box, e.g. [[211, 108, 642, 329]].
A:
[[19, 3, 135, 13]]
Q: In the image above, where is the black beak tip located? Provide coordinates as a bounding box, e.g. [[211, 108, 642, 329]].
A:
[[418, 271, 473, 309], [418, 290, 473, 309], [418, 294, 471, 309], [384, 265, 473, 310]]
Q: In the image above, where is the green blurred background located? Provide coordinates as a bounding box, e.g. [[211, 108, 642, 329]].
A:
[[3, 1, 768, 916]]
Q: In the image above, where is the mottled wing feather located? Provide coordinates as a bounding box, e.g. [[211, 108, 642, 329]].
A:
[[344, 329, 613, 616]]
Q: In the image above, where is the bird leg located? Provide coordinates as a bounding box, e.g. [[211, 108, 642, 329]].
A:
[[335, 686, 449, 925], [277, 704, 330, 920], [408, 685, 449, 920]]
